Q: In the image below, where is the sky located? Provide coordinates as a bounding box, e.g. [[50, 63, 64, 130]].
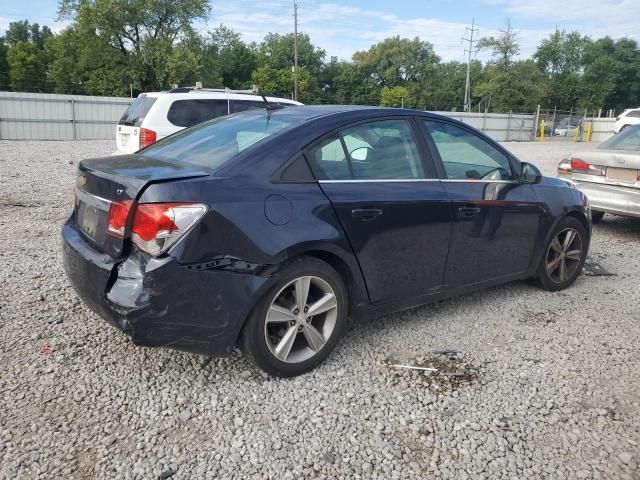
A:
[[1, 0, 639, 63]]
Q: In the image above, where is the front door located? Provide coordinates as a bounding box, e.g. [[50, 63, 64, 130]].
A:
[[307, 118, 451, 305], [420, 119, 545, 288]]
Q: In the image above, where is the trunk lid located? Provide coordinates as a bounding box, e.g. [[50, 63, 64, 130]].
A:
[[74, 155, 209, 257], [571, 149, 640, 188]]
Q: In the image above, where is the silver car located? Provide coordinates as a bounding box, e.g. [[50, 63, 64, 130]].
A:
[[558, 125, 640, 222]]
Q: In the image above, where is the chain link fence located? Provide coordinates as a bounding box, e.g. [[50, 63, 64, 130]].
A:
[[536, 107, 616, 142]]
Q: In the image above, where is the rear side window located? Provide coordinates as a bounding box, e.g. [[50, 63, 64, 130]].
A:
[[308, 119, 428, 180], [118, 95, 156, 127], [627, 110, 640, 118], [308, 135, 352, 180], [423, 121, 514, 181], [167, 100, 228, 127]]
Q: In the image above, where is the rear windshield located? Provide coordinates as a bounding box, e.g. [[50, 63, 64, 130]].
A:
[[140, 111, 300, 171], [599, 125, 640, 151], [118, 95, 156, 127]]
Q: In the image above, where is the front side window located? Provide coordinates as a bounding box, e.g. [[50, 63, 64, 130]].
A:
[[423, 121, 514, 181], [167, 99, 228, 127], [308, 119, 427, 180]]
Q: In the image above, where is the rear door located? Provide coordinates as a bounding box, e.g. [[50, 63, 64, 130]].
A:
[[116, 95, 157, 153], [307, 118, 451, 305], [420, 119, 544, 288]]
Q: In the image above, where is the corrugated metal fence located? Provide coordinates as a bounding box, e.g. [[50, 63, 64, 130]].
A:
[[432, 111, 536, 142], [586, 118, 616, 142], [0, 91, 131, 140], [0, 91, 616, 143]]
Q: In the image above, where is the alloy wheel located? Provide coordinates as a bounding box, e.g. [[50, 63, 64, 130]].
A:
[[546, 227, 583, 283], [264, 275, 338, 363]]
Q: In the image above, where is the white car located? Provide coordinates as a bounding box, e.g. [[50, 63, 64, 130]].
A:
[[115, 87, 301, 154], [614, 108, 640, 133]]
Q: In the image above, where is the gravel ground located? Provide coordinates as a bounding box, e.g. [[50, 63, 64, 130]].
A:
[[0, 139, 639, 480]]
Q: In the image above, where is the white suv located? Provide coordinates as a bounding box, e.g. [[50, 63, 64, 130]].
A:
[[614, 108, 640, 133], [115, 87, 301, 154]]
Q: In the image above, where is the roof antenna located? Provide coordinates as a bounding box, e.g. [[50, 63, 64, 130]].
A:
[[252, 85, 284, 112]]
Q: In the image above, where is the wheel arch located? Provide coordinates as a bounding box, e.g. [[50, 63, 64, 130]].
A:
[[232, 245, 369, 348], [531, 208, 591, 278]]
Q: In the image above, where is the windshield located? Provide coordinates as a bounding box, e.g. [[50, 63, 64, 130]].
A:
[[118, 95, 156, 127], [140, 111, 300, 170], [599, 125, 640, 151]]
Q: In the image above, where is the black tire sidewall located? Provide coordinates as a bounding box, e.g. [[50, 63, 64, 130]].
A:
[[537, 217, 589, 291], [242, 257, 348, 377]]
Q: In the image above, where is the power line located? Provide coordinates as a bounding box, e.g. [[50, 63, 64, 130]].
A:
[[462, 18, 478, 112]]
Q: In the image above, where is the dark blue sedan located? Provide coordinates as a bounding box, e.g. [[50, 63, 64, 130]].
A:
[[62, 106, 591, 376]]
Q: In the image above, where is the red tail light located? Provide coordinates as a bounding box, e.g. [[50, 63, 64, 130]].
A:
[[107, 200, 133, 237], [131, 203, 207, 256], [570, 157, 605, 176], [139, 128, 157, 149], [107, 201, 206, 255]]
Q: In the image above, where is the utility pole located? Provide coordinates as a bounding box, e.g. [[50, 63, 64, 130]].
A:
[[293, 0, 299, 102], [463, 18, 478, 112]]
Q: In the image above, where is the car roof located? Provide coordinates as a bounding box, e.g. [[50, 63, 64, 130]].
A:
[[236, 104, 452, 122]]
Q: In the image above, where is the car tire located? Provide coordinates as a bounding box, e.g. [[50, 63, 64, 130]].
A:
[[536, 217, 588, 292], [241, 257, 348, 377], [591, 211, 605, 224]]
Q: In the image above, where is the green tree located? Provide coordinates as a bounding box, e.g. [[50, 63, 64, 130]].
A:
[[7, 40, 49, 91], [477, 20, 519, 68], [57, 0, 210, 94], [3, 21, 54, 92], [251, 65, 315, 102], [317, 57, 378, 104], [0, 39, 9, 90], [425, 60, 482, 111], [475, 60, 547, 113], [475, 22, 546, 112], [580, 37, 640, 112], [534, 30, 590, 109], [202, 25, 256, 88], [257, 33, 325, 76], [352, 36, 439, 88], [253, 32, 324, 101], [380, 85, 413, 108]]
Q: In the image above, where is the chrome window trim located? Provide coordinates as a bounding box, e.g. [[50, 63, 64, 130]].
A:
[[318, 179, 519, 184], [440, 179, 518, 184], [319, 179, 440, 184], [76, 188, 112, 210]]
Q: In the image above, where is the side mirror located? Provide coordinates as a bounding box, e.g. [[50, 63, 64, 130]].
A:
[[521, 162, 542, 184]]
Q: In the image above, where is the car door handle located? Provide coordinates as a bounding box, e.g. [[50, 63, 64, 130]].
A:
[[457, 207, 482, 218], [352, 208, 383, 221]]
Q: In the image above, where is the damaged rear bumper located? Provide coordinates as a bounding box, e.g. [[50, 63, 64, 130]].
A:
[[61, 218, 269, 356]]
